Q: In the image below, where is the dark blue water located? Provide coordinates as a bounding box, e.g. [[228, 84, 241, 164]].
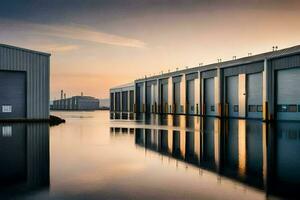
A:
[[0, 111, 299, 199]]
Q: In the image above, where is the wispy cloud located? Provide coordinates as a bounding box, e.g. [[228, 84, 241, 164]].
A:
[[38, 24, 147, 48], [0, 19, 146, 48], [31, 44, 80, 53]]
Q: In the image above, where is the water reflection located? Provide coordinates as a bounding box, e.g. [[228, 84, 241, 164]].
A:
[[111, 115, 300, 199], [0, 123, 49, 198]]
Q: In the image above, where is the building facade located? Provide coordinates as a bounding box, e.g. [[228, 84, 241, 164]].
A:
[[110, 45, 300, 121], [0, 44, 50, 120], [52, 96, 100, 110], [110, 83, 135, 113]]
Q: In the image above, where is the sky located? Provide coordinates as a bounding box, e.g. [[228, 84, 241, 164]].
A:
[[1, 0, 300, 100]]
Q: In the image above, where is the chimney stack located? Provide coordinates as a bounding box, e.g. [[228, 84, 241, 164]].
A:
[[61, 90, 63, 100], [81, 92, 83, 97], [64, 93, 66, 99]]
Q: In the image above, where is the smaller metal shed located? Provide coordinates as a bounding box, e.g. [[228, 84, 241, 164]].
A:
[[0, 44, 50, 120]]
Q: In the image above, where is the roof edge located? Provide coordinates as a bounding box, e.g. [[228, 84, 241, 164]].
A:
[[0, 43, 51, 56]]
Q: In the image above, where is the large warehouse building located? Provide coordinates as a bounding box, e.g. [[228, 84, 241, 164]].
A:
[[52, 91, 100, 111], [110, 45, 300, 121], [0, 44, 50, 120]]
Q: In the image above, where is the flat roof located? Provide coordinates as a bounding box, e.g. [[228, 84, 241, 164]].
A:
[[0, 43, 51, 57], [136, 44, 300, 82], [110, 82, 134, 90]]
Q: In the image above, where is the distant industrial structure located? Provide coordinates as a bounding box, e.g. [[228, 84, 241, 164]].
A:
[[110, 45, 300, 121], [52, 90, 100, 111], [99, 98, 110, 109], [0, 44, 50, 120]]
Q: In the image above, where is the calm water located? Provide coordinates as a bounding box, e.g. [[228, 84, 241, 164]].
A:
[[0, 111, 300, 200]]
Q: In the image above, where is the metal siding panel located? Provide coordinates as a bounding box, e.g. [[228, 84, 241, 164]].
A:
[[226, 76, 239, 117], [186, 72, 198, 81], [202, 70, 217, 79], [247, 73, 263, 119], [272, 54, 300, 70], [172, 76, 182, 83], [205, 78, 216, 116], [277, 68, 300, 120], [224, 62, 264, 77]]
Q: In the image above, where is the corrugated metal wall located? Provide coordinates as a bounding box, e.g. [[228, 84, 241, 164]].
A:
[[0, 45, 50, 119]]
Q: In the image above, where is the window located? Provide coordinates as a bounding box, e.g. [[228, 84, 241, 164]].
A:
[[288, 105, 297, 112], [257, 105, 263, 112], [277, 105, 287, 112], [211, 105, 215, 112], [234, 105, 239, 112], [277, 105, 297, 112], [2, 105, 12, 113], [298, 105, 300, 112], [248, 105, 256, 112], [2, 126, 12, 137]]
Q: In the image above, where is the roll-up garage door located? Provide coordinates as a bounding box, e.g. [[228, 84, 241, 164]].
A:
[[187, 80, 195, 114], [161, 82, 168, 113], [115, 92, 121, 112], [204, 78, 216, 116], [129, 90, 134, 112], [110, 93, 114, 111], [226, 76, 239, 117], [122, 91, 128, 112], [136, 84, 144, 113], [247, 73, 263, 119], [146, 85, 151, 113], [173, 82, 181, 113], [276, 68, 300, 120], [0, 71, 26, 119]]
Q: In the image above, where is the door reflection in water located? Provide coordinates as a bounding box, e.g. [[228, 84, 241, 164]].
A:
[[0, 123, 50, 198], [111, 114, 300, 199]]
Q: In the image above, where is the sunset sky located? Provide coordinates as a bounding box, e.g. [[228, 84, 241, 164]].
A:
[[1, 0, 300, 100]]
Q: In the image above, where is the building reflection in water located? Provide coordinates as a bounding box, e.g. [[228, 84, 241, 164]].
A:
[[0, 123, 50, 198], [110, 114, 300, 199]]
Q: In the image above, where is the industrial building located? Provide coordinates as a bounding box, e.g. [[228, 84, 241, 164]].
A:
[[110, 45, 300, 121], [110, 83, 135, 113], [52, 91, 100, 110], [0, 44, 50, 120]]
